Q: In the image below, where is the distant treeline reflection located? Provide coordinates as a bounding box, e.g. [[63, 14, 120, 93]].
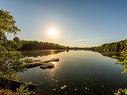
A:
[[21, 50, 65, 57], [99, 52, 127, 73], [100, 52, 121, 58]]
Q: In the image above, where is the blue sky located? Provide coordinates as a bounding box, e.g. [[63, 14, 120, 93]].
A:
[[0, 0, 127, 47]]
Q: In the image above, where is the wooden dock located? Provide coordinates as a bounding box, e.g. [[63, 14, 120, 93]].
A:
[[24, 58, 59, 69]]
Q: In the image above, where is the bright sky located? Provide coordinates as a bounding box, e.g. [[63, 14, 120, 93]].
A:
[[0, 0, 127, 47]]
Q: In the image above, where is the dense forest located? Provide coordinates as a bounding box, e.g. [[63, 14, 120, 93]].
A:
[[18, 39, 127, 52], [89, 39, 127, 52], [19, 40, 66, 51]]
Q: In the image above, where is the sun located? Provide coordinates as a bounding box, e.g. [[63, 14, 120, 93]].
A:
[[47, 26, 59, 38]]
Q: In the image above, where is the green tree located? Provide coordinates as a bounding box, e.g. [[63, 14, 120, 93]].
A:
[[0, 9, 25, 94], [0, 9, 24, 80]]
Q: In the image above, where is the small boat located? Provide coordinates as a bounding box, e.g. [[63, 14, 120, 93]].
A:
[[40, 63, 54, 69]]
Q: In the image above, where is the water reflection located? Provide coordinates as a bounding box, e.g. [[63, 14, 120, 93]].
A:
[[19, 51, 127, 95], [99, 52, 127, 73], [21, 49, 65, 57]]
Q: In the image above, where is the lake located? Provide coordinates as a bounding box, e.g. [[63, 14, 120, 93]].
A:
[[19, 50, 127, 95]]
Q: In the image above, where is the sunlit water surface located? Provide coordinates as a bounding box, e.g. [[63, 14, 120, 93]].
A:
[[19, 50, 127, 95]]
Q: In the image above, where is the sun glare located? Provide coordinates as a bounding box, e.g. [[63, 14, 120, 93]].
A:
[[47, 26, 59, 38]]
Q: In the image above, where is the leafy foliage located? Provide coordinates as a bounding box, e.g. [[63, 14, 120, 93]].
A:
[[0, 46, 24, 80], [0, 10, 20, 40], [16, 84, 32, 95], [0, 9, 33, 95], [0, 9, 24, 80], [115, 88, 127, 95]]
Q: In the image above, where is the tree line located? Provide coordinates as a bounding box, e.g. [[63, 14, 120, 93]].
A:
[[18, 40, 66, 51], [89, 39, 127, 52]]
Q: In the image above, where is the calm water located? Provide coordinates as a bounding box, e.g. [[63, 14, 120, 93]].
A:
[[19, 50, 127, 95]]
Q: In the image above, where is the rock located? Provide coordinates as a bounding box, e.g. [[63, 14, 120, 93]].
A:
[[40, 63, 54, 69]]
